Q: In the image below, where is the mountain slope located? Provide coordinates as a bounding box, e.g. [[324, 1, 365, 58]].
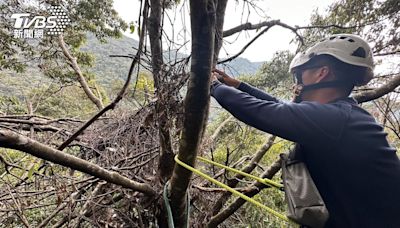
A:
[[80, 33, 264, 85]]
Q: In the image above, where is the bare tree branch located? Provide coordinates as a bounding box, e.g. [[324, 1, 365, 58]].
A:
[[374, 50, 400, 56], [6, 185, 31, 228], [72, 181, 107, 228], [0, 130, 156, 196], [354, 74, 400, 103], [220, 19, 368, 64], [210, 115, 233, 142], [37, 191, 81, 228], [211, 135, 276, 215], [207, 157, 282, 227], [223, 19, 281, 37], [0, 115, 84, 123], [0, 118, 63, 126], [223, 19, 359, 38], [219, 19, 306, 64], [218, 26, 274, 64], [58, 35, 104, 110]]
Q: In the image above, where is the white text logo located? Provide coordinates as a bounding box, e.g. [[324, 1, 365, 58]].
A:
[[11, 6, 71, 39]]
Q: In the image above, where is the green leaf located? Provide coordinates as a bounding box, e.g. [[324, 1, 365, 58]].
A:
[[129, 24, 135, 34], [27, 166, 35, 180]]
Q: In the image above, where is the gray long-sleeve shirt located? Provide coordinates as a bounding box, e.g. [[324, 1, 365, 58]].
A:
[[211, 81, 400, 228]]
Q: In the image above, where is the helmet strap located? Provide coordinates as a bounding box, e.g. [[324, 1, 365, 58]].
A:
[[293, 80, 351, 103]]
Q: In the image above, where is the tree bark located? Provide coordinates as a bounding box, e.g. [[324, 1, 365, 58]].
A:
[[148, 0, 163, 85], [168, 0, 216, 227], [212, 0, 228, 66], [0, 130, 156, 196]]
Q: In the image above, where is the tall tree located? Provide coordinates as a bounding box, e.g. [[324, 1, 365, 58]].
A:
[[168, 0, 216, 226], [148, 0, 175, 182]]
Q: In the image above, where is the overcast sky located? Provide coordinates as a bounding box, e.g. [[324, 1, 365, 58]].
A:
[[113, 0, 336, 62]]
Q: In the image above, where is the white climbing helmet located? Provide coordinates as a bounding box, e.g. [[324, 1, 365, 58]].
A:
[[289, 34, 374, 73]]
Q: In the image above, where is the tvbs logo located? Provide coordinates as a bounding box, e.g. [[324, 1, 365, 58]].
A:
[[11, 6, 70, 38], [12, 14, 57, 29]]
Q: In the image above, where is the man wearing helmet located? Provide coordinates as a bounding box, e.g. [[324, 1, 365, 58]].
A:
[[211, 34, 400, 227]]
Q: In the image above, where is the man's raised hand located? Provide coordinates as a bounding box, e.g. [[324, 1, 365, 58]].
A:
[[212, 69, 241, 88]]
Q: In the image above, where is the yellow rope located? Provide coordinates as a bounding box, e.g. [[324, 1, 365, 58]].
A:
[[197, 156, 284, 189], [174, 155, 297, 224]]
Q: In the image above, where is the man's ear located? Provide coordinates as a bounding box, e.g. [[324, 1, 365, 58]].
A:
[[316, 66, 332, 82]]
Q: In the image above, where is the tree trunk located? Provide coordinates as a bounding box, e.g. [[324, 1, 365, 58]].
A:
[[148, 0, 175, 183], [213, 0, 228, 66], [168, 0, 216, 227]]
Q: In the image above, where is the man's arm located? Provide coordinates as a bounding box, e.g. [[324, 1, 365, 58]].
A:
[[237, 82, 280, 102], [212, 69, 279, 102], [211, 82, 347, 144]]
